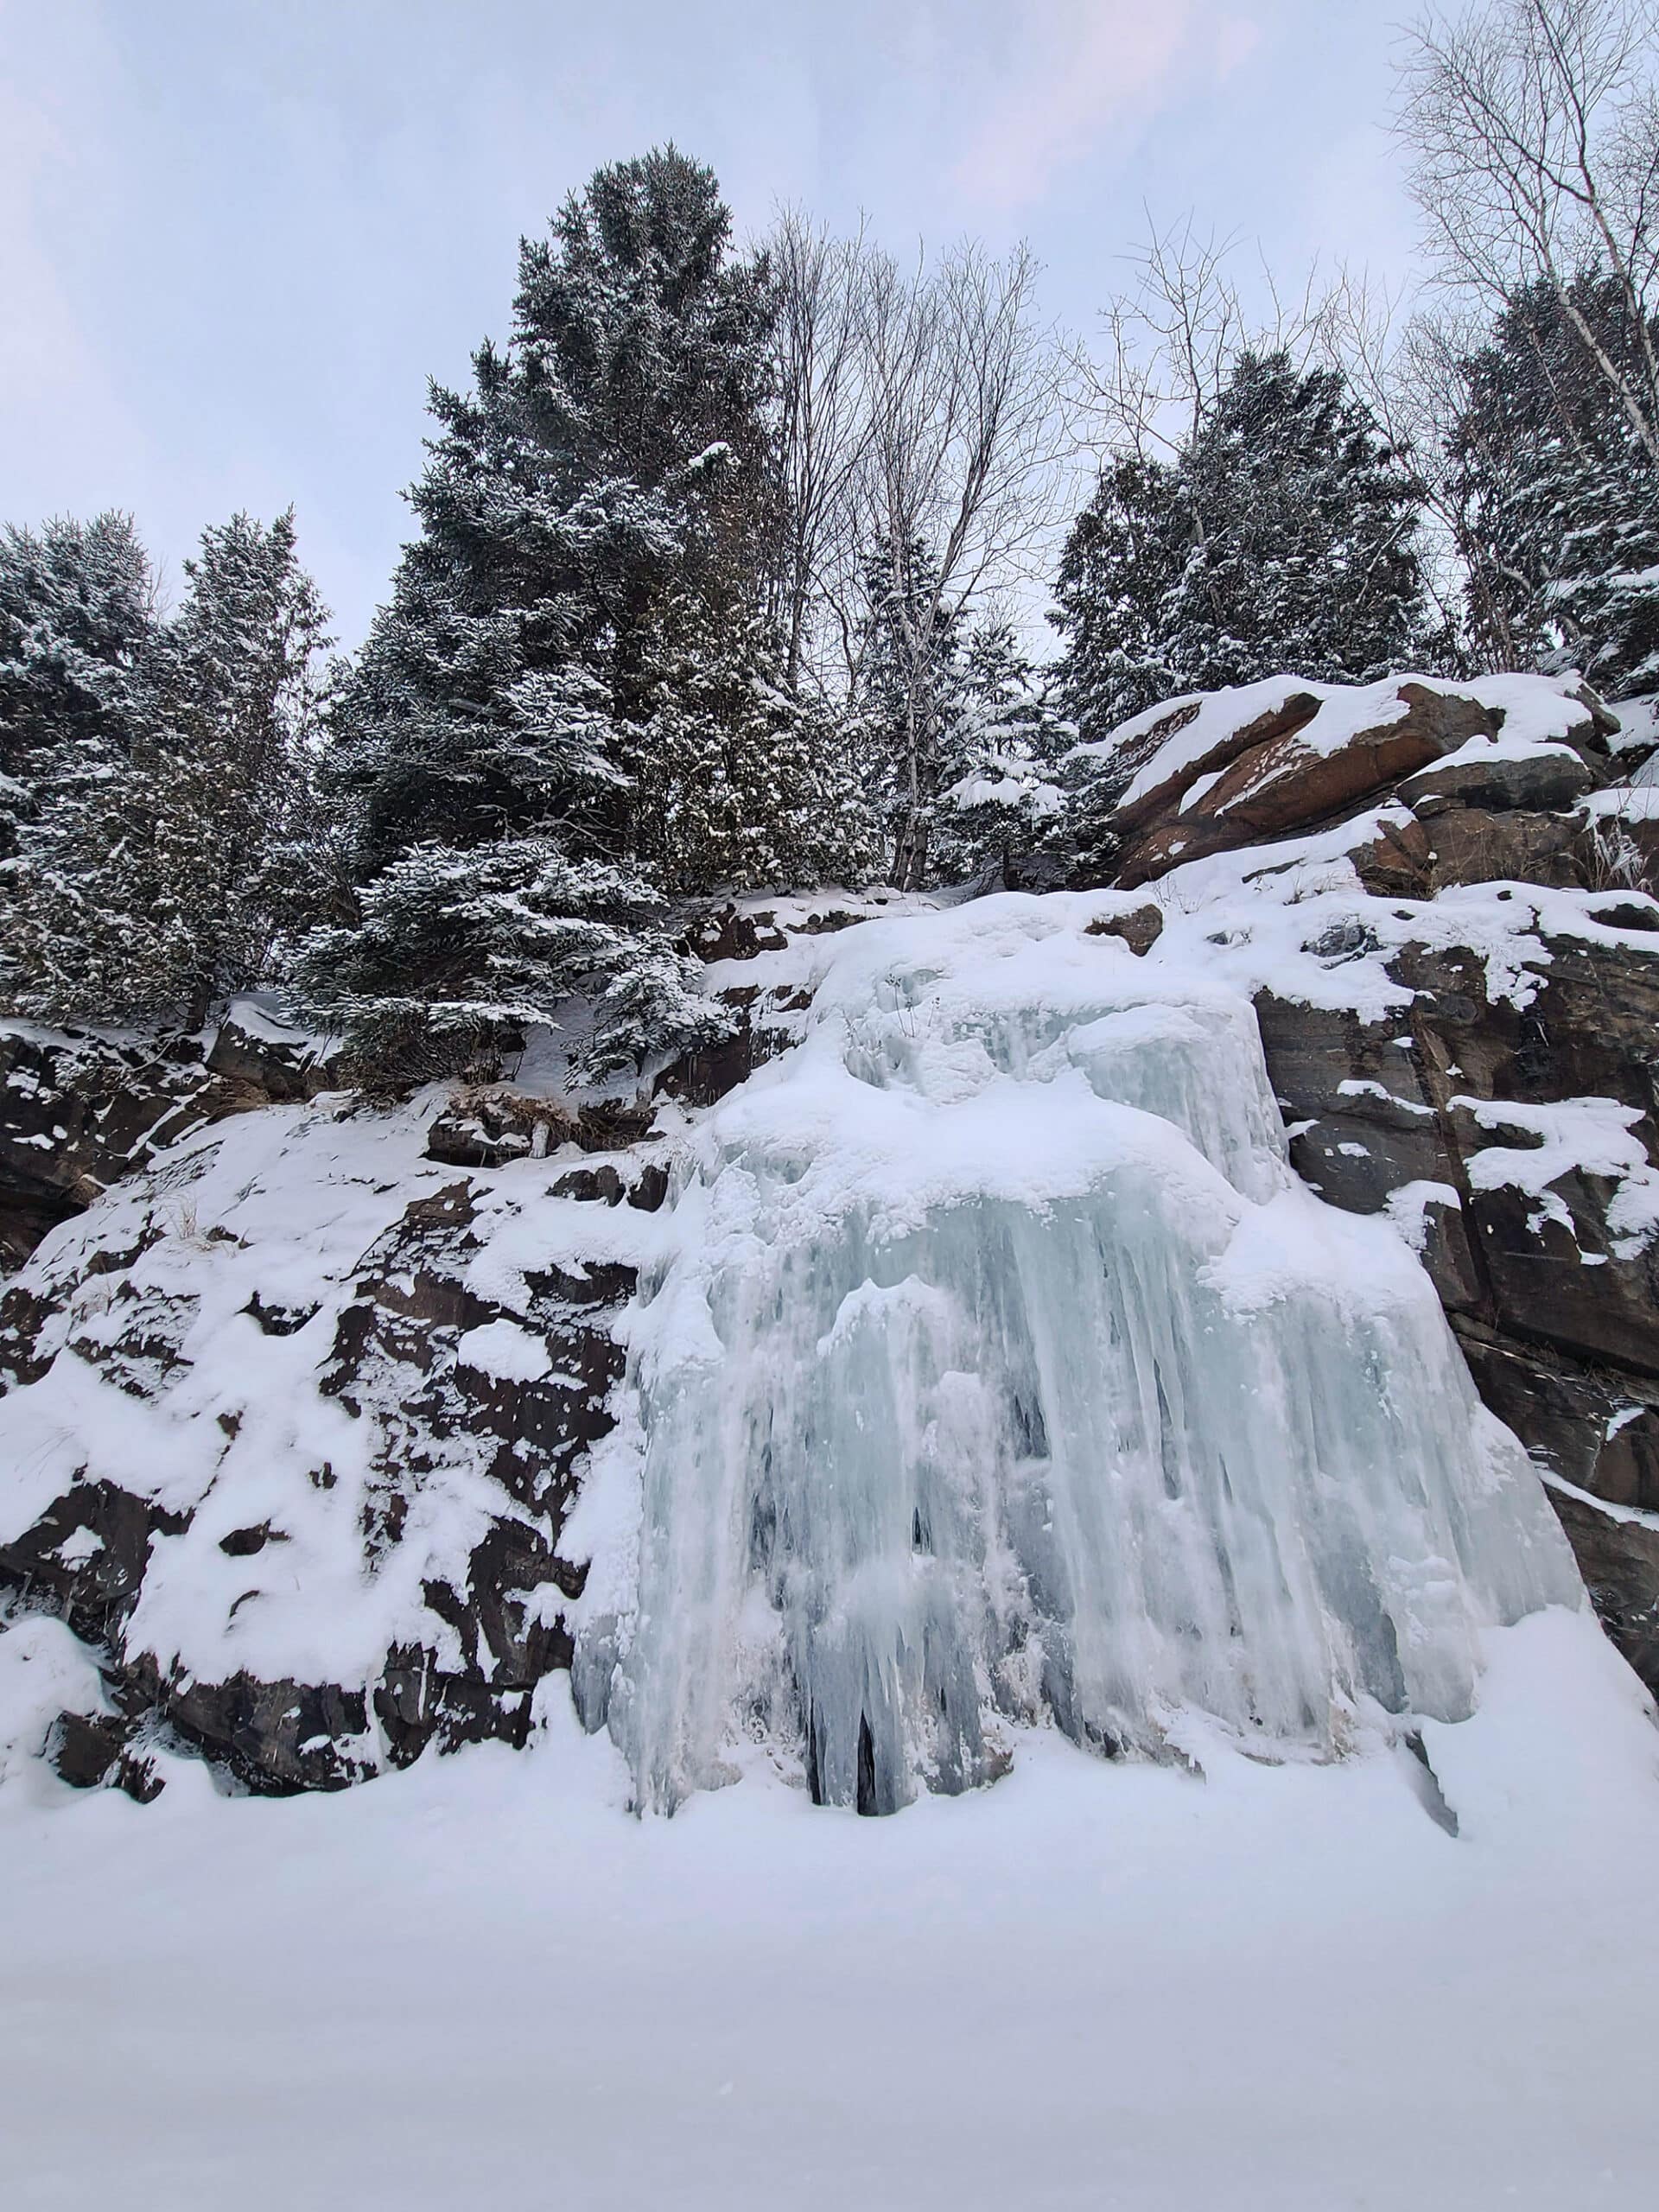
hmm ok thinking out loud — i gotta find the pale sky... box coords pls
[3,0,1433,646]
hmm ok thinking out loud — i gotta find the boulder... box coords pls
[1115,690,1322,837]
[1084,905,1165,957]
[1420,809,1582,892]
[1399,742,1595,817]
[1117,683,1498,887]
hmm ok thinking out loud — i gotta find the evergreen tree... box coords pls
[1449,272,1659,697]
[853,548,1066,887]
[853,535,965,884]
[311,146,868,1087]
[1053,353,1431,751]
[0,512,156,857]
[630,597,879,893]
[930,624,1071,883]
[1049,456,1187,738]
[1,512,329,1028]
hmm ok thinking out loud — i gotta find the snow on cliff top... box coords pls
[1074,670,1607,812]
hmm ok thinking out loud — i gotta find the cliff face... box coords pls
[1,678,1656,1802]
[0,900,893,1797]
[1067,672,1659,1691]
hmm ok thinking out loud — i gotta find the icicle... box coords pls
[572,902,1582,1814]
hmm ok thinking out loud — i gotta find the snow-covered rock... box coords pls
[3,734,1659,1803]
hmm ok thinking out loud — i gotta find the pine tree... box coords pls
[1449,272,1659,697]
[289,837,730,1090]
[1049,456,1187,739]
[1,512,329,1028]
[630,597,879,894]
[0,512,156,857]
[1053,353,1431,753]
[310,147,865,1087]
[853,536,967,885]
[930,624,1071,883]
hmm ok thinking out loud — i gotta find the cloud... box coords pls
[953,0,1262,213]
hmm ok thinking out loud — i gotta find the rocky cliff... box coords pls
[1068,671,1659,1688]
[1,677,1656,1801]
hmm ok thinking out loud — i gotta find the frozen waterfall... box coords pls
[570,897,1582,1814]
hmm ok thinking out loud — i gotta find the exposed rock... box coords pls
[1421,808,1582,892]
[1117,683,1497,887]
[1400,743,1595,817]
[0,1109,639,1795]
[1255,915,1659,1691]
[1541,1482,1659,1694]
[1,1003,337,1276]
[1084,905,1165,956]
[45,1708,163,1802]
[1114,691,1322,837]
[206,1012,341,1102]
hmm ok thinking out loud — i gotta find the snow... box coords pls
[572,894,1580,1815]
[3,823,1659,2200]
[1079,669,1604,816]
[1457,1095,1659,1256]
[0,1607,111,1784]
[455,1317,555,1382]
[0,1607,1656,2210]
[1582,782,1659,822]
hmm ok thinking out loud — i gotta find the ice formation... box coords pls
[572,897,1582,1813]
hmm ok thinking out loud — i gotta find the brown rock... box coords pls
[1115,691,1322,837]
[1084,905,1165,956]
[1399,744,1596,817]
[1116,685,1497,889]
[1421,810,1582,892]
[1204,683,1495,837]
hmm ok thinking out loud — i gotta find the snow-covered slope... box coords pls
[0,877,1631,1814]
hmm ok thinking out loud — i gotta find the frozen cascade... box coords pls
[570,898,1583,1813]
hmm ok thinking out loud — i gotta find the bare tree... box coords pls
[1398,0,1659,461]
[1318,273,1509,663]
[1086,213,1331,463]
[766,209,877,696]
[856,238,1077,887]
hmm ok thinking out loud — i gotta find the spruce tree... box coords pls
[1052,353,1431,757]
[1,512,329,1028]
[853,536,965,885]
[1450,273,1659,698]
[309,146,870,1089]
[0,512,156,858]
[1049,456,1187,739]
[929,624,1071,883]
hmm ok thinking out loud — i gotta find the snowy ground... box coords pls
[1,1609,1656,2212]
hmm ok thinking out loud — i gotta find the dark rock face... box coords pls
[1255,918,1659,1693]
[0,1009,339,1276]
[1092,672,1659,1691]
[1541,1483,1659,1692]
[0,1156,634,1796]
[0,899,860,1799]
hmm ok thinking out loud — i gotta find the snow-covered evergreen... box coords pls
[0,512,156,859]
[1053,353,1433,747]
[929,624,1070,882]
[309,147,870,1085]
[1,512,329,1028]
[1450,273,1659,699]
[853,543,1065,887]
